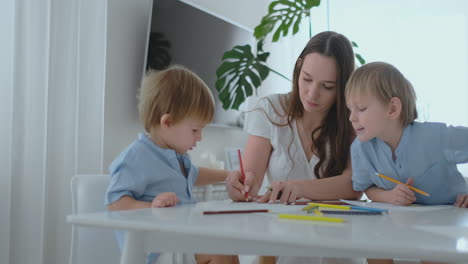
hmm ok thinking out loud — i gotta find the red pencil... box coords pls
[237,149,249,200]
[203,209,269,215]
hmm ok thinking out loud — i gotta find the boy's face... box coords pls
[165,118,206,154]
[347,93,393,142]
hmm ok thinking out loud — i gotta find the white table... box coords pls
[67,200,468,263]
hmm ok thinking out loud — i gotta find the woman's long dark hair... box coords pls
[286,31,355,178]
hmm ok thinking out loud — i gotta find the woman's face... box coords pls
[298,53,338,115]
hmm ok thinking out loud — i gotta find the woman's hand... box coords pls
[151,192,179,208]
[256,180,302,204]
[226,170,246,201]
[226,171,260,202]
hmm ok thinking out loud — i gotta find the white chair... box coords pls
[69,174,121,264]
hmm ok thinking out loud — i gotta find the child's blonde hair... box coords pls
[138,65,215,132]
[345,61,418,126]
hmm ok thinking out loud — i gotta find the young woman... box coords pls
[226,31,362,264]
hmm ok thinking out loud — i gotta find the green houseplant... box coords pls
[215,0,365,110]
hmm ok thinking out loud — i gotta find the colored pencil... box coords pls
[295,200,350,205]
[349,206,388,213]
[303,203,388,213]
[203,209,269,215]
[375,172,430,197]
[307,203,351,210]
[278,214,344,223]
[320,210,383,216]
[237,149,249,200]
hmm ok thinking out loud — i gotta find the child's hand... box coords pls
[386,178,416,206]
[454,194,468,208]
[151,192,179,208]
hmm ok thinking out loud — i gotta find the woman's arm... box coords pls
[294,172,361,201]
[195,167,231,185]
[243,135,272,195]
[226,134,272,201]
[302,160,360,200]
[258,157,361,203]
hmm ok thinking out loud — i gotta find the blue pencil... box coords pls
[350,205,388,213]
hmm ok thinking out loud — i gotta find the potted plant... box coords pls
[146,32,172,71]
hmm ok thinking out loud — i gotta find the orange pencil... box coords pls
[237,149,249,200]
[375,172,430,197]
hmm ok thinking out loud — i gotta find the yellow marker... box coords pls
[278,214,344,223]
[308,203,351,210]
[375,172,430,197]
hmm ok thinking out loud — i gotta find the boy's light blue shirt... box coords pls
[351,122,468,205]
[105,133,199,263]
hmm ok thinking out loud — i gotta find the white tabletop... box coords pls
[67,200,468,263]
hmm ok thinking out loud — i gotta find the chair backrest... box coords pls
[69,174,120,264]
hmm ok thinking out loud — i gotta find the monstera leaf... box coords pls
[215,40,270,110]
[352,41,366,66]
[254,0,320,42]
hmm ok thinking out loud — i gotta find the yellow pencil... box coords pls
[375,172,430,197]
[307,203,351,210]
[278,214,344,223]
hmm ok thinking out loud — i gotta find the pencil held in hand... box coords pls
[237,149,249,200]
[374,172,430,197]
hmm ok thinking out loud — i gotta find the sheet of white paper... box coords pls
[340,199,453,212]
[195,200,305,214]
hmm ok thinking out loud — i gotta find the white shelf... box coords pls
[177,0,271,33]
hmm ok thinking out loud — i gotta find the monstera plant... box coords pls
[215,0,365,110]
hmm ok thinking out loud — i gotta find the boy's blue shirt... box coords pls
[351,121,468,205]
[105,133,198,205]
[105,132,199,263]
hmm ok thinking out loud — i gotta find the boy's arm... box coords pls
[108,193,179,210]
[107,195,151,211]
[195,167,230,185]
[365,186,390,203]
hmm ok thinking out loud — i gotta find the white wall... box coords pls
[103,0,152,170]
[151,0,255,126]
[75,0,107,174]
[179,0,270,32]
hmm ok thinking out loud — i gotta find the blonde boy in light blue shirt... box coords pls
[346,61,468,207]
[346,61,468,264]
[105,65,239,264]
